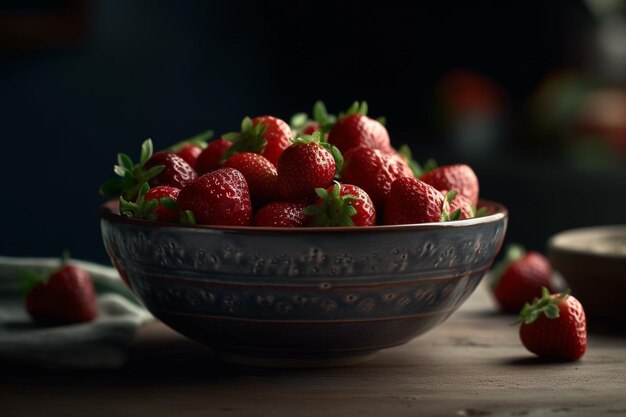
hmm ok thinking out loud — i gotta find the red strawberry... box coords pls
[144,152,197,189]
[253,201,307,227]
[23,262,98,325]
[277,134,340,201]
[223,152,278,204]
[119,183,179,222]
[253,116,293,165]
[420,164,479,204]
[177,168,252,226]
[383,177,449,225]
[519,288,587,361]
[304,183,376,227]
[492,247,558,313]
[222,116,293,167]
[144,186,181,222]
[195,138,233,175]
[176,144,203,168]
[328,101,392,154]
[341,146,413,211]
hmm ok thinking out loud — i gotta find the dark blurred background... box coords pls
[1,0,625,263]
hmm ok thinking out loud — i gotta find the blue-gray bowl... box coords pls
[100,200,508,367]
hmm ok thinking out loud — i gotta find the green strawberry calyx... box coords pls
[99,139,165,200]
[338,100,369,119]
[440,190,462,222]
[303,183,360,227]
[220,117,268,162]
[518,287,570,325]
[312,100,338,133]
[397,145,438,178]
[489,244,527,290]
[119,183,159,221]
[291,132,344,176]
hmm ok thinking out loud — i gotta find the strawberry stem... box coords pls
[518,287,570,324]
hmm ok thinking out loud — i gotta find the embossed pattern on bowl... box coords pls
[100,200,508,366]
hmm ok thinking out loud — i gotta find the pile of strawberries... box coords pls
[100,101,485,227]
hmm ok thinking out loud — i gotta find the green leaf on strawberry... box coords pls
[119,182,159,221]
[220,117,269,162]
[290,113,309,130]
[518,287,570,324]
[304,184,359,227]
[440,190,462,222]
[99,139,165,200]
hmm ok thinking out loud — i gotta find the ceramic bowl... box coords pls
[100,200,508,367]
[548,225,626,323]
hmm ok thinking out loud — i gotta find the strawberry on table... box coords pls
[277,133,342,202]
[177,168,252,226]
[304,183,376,227]
[195,137,233,175]
[222,116,293,166]
[491,246,559,313]
[253,202,307,227]
[22,255,98,325]
[223,152,278,204]
[341,146,413,211]
[328,101,392,154]
[420,163,479,205]
[383,177,451,225]
[518,288,587,361]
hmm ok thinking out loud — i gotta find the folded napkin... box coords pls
[0,256,152,370]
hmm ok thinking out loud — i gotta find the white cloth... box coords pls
[0,256,152,369]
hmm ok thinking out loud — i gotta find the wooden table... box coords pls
[2,285,625,417]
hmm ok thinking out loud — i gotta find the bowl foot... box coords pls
[216,350,378,368]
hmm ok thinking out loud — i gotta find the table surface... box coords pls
[2,285,625,417]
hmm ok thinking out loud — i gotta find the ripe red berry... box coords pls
[195,138,233,175]
[519,288,587,361]
[341,146,413,211]
[223,152,278,204]
[177,168,252,226]
[176,144,203,168]
[144,186,181,222]
[329,113,392,154]
[253,116,293,166]
[253,202,307,227]
[24,264,98,325]
[144,152,197,189]
[383,177,448,225]
[277,137,338,202]
[420,164,479,205]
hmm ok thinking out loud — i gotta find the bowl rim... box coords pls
[547,225,626,261]
[100,199,508,234]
